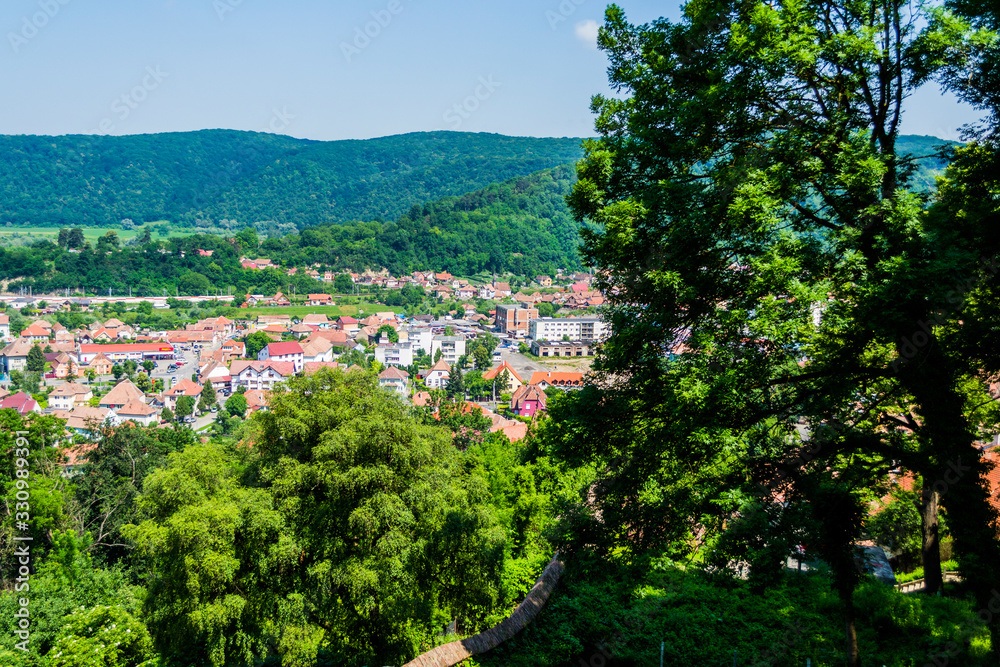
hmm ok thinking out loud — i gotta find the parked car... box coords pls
[183,416,195,423]
[211,405,218,412]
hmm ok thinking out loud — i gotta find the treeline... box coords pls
[0,130,584,234]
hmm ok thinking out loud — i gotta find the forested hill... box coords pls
[0,130,585,235]
[266,163,585,275]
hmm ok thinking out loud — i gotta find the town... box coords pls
[0,270,610,464]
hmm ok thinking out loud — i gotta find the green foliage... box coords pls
[0,130,582,234]
[198,382,217,412]
[26,344,45,373]
[174,396,194,419]
[476,554,994,667]
[375,324,398,343]
[242,331,271,360]
[334,274,353,293]
[225,393,248,419]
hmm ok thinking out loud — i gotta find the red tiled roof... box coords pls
[265,341,303,356]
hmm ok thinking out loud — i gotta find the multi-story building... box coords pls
[258,341,304,373]
[230,360,296,393]
[430,335,466,366]
[374,340,414,367]
[495,304,538,338]
[527,317,609,343]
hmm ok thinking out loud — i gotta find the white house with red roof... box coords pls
[230,360,296,392]
[422,359,451,389]
[258,341,304,372]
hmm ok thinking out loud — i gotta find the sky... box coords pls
[0,0,983,142]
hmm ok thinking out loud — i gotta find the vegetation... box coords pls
[0,130,583,235]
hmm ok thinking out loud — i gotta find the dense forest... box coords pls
[0,165,585,295]
[0,131,584,236]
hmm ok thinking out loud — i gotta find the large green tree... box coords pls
[26,343,46,373]
[564,2,1000,663]
[128,368,506,666]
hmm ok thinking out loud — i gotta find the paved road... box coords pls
[496,347,549,380]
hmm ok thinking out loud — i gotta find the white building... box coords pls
[430,335,466,366]
[527,317,609,342]
[258,341,304,373]
[374,340,414,367]
[230,360,296,393]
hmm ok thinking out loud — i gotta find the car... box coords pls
[211,405,218,412]
[183,416,196,423]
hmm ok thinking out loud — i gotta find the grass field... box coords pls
[0,225,188,246]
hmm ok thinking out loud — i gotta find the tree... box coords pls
[473,346,491,370]
[66,228,85,249]
[334,273,354,293]
[375,324,399,343]
[127,369,506,666]
[85,369,97,385]
[243,331,272,359]
[161,406,174,422]
[235,226,259,252]
[26,344,46,373]
[198,382,217,413]
[232,292,247,308]
[561,3,1000,663]
[225,393,248,419]
[175,396,194,421]
[142,360,155,373]
[433,348,444,363]
[122,359,138,379]
[445,367,466,399]
[111,364,124,381]
[135,371,152,393]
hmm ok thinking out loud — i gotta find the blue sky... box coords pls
[1,0,982,141]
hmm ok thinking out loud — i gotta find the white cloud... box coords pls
[574,19,599,50]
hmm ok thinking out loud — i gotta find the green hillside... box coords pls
[262,163,585,275]
[0,130,585,235]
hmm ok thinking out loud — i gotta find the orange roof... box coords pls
[482,360,523,383]
[528,371,585,386]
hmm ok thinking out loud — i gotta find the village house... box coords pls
[161,379,203,412]
[527,371,586,390]
[49,382,93,412]
[114,399,159,427]
[64,406,112,437]
[0,314,10,339]
[230,360,296,393]
[378,366,410,398]
[422,359,451,389]
[258,341,304,372]
[99,379,146,411]
[0,392,39,416]
[510,384,547,418]
[19,323,50,344]
[0,340,33,374]
[484,359,524,389]
[301,338,334,365]
[308,293,334,306]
